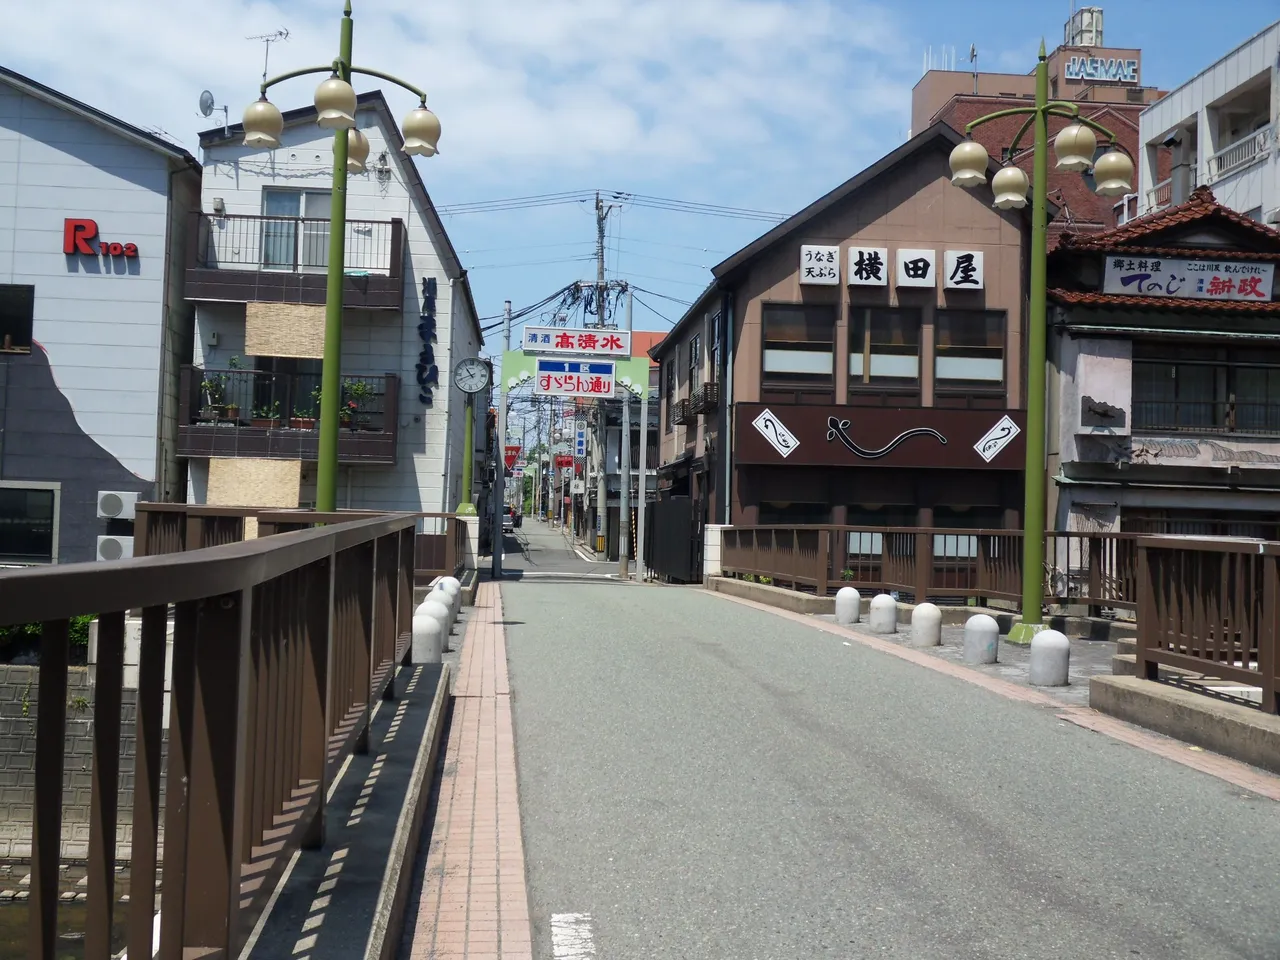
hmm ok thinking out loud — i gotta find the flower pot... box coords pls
[222,405,240,422]
[290,417,317,430]
[199,405,218,421]
[251,418,281,429]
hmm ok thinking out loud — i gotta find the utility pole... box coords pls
[618,284,633,579]
[595,191,607,328]
[637,380,649,579]
[491,300,511,578]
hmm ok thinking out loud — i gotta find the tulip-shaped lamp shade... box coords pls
[402,105,441,157]
[1053,122,1097,172]
[243,98,284,149]
[1092,148,1134,197]
[949,139,989,188]
[315,75,357,130]
[992,165,1030,210]
[345,127,370,174]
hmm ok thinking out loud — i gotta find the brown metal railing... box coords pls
[720,525,1139,610]
[0,512,419,959]
[135,504,466,583]
[1136,536,1279,713]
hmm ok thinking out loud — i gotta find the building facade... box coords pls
[1136,19,1278,223]
[1048,185,1280,535]
[185,91,485,519]
[0,67,201,565]
[650,124,1037,575]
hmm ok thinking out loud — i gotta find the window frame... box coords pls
[848,306,923,395]
[0,284,36,355]
[663,356,677,433]
[933,309,1007,395]
[760,302,837,390]
[0,480,61,566]
[689,333,702,393]
[1132,343,1280,436]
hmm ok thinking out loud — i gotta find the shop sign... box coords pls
[848,247,888,286]
[535,359,616,397]
[1065,56,1138,84]
[896,249,936,287]
[523,326,630,357]
[63,218,139,258]
[943,251,984,289]
[800,245,840,285]
[1102,257,1273,300]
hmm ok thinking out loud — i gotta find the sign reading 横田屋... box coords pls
[1102,257,1274,301]
[523,326,630,357]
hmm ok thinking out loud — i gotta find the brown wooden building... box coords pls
[648,123,1044,572]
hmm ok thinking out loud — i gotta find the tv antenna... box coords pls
[248,29,290,85]
[198,90,229,137]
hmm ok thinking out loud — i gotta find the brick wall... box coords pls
[0,665,167,861]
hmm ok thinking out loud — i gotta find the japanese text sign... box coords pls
[1102,257,1274,301]
[848,247,888,286]
[943,250,984,290]
[554,454,575,469]
[535,359,616,398]
[504,444,522,469]
[523,326,630,357]
[800,244,840,285]
[896,249,936,287]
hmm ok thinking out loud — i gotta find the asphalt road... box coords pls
[501,580,1280,960]
[500,518,617,579]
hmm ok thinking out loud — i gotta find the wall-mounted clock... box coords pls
[453,357,491,394]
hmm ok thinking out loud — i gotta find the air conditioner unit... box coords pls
[97,535,134,561]
[97,490,139,520]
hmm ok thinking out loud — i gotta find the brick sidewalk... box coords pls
[407,581,532,960]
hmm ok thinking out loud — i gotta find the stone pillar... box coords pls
[460,515,481,567]
[703,524,727,579]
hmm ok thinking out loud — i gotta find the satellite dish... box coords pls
[198,90,216,118]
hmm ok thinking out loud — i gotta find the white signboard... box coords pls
[534,359,616,397]
[896,249,936,287]
[574,427,587,458]
[943,250,984,289]
[1065,55,1138,84]
[848,247,889,286]
[974,415,1021,463]
[1102,257,1274,301]
[522,326,631,356]
[751,408,799,458]
[800,244,840,285]
[570,479,585,494]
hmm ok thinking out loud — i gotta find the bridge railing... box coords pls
[0,512,420,960]
[134,503,466,583]
[719,525,1139,611]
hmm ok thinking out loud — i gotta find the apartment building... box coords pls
[1137,19,1279,221]
[185,91,485,519]
[0,67,201,564]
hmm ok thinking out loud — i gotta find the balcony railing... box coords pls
[178,365,400,463]
[672,397,695,425]
[1208,124,1274,182]
[185,213,405,309]
[1133,399,1280,437]
[692,382,720,415]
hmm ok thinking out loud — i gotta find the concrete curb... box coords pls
[362,662,452,960]
[1090,675,1280,776]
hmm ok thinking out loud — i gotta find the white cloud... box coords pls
[1,0,916,192]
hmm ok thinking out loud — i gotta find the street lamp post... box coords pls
[240,1,440,512]
[947,40,1133,642]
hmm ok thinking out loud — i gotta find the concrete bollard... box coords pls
[1029,629,1071,686]
[420,597,452,631]
[835,586,862,626]
[432,583,459,619]
[411,614,444,664]
[868,593,897,634]
[963,613,999,665]
[437,576,462,601]
[910,602,942,648]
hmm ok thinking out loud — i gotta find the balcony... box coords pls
[178,365,399,464]
[1133,399,1280,438]
[672,397,696,425]
[1208,124,1274,182]
[185,213,406,310]
[691,382,720,415]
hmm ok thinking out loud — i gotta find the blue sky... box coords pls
[3,0,1278,352]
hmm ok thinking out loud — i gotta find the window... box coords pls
[1133,343,1280,435]
[762,304,835,385]
[664,358,677,432]
[849,308,920,387]
[689,333,702,393]
[0,483,58,564]
[935,310,1005,388]
[0,285,35,353]
[709,311,721,384]
[262,189,332,271]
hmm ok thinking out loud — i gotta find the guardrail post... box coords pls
[1262,550,1278,714]
[914,525,932,606]
[398,528,414,663]
[301,557,333,848]
[29,619,68,960]
[85,611,125,959]
[817,529,830,597]
[1135,542,1158,681]
[374,533,398,699]
[129,605,168,960]
[1088,535,1104,617]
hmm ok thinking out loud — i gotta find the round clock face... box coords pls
[453,357,491,394]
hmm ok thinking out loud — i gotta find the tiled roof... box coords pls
[1089,246,1280,262]
[1057,185,1280,251]
[1049,288,1280,313]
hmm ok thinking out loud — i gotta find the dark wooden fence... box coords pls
[135,503,466,583]
[719,525,1138,611]
[0,513,419,959]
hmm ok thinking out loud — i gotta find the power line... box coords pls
[630,284,699,306]
[469,255,596,270]
[632,294,678,326]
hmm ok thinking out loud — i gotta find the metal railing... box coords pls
[183,365,394,431]
[191,212,398,275]
[1132,399,1280,437]
[720,525,1138,611]
[1147,178,1172,210]
[134,503,467,583]
[0,513,419,959]
[1207,124,1274,182]
[1136,535,1278,713]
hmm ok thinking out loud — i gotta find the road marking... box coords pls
[551,912,597,959]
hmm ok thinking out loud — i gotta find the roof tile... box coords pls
[1049,288,1280,313]
[1058,185,1280,251]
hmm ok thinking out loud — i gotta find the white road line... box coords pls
[550,912,597,960]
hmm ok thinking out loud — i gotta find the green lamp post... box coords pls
[239,1,441,512]
[947,41,1134,643]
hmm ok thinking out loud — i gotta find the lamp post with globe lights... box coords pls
[239,1,441,512]
[948,40,1133,642]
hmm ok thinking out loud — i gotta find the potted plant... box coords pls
[251,401,281,428]
[340,399,358,429]
[291,385,321,429]
[200,372,226,419]
[342,378,377,430]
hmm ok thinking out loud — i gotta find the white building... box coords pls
[1138,20,1279,221]
[0,66,201,564]
[186,91,486,520]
